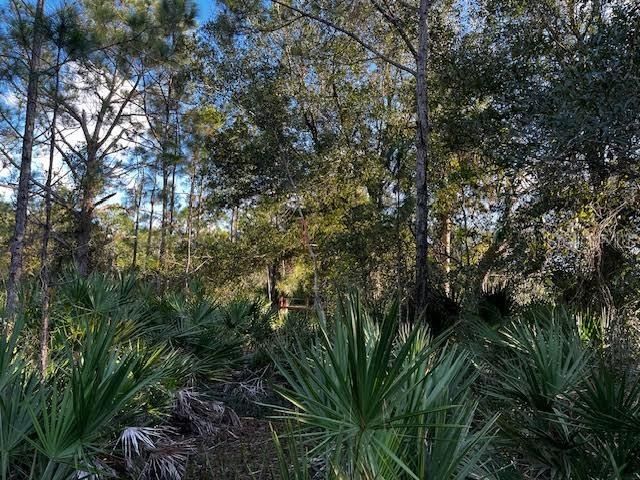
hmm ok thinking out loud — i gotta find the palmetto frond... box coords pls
[272,293,494,479]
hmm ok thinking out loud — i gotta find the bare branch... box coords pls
[269,0,416,76]
[98,74,142,149]
[0,145,73,210]
[94,192,117,208]
[57,96,92,141]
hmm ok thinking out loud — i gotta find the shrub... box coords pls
[272,293,495,479]
[472,305,640,479]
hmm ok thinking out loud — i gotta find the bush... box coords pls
[272,293,495,479]
[471,305,640,479]
[0,273,246,479]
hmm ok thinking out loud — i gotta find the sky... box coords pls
[195,0,219,23]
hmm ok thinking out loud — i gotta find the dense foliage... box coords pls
[0,0,638,478]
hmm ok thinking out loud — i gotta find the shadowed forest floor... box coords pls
[3,0,640,476]
[188,417,280,479]
[184,368,284,479]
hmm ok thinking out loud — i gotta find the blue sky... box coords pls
[195,0,219,23]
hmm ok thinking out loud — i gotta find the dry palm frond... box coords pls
[223,369,269,404]
[174,388,240,435]
[142,440,195,480]
[117,426,169,467]
[74,460,116,480]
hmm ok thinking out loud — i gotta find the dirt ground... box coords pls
[186,417,281,479]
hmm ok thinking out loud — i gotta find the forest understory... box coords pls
[1,0,639,478]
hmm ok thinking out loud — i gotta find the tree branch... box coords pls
[94,192,117,208]
[98,74,142,149]
[370,0,418,59]
[0,145,73,210]
[269,0,416,76]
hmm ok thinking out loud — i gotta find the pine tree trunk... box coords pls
[75,146,98,276]
[414,0,431,319]
[145,170,157,266]
[39,38,61,374]
[169,163,177,234]
[159,154,169,267]
[131,171,144,270]
[185,153,198,278]
[75,207,92,277]
[194,175,204,244]
[159,80,172,271]
[6,0,46,320]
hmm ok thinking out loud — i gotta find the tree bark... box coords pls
[131,169,144,270]
[145,167,157,266]
[6,0,46,320]
[75,145,98,276]
[75,207,92,276]
[414,0,431,319]
[39,37,61,374]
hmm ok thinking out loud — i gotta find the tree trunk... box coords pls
[414,0,431,319]
[194,174,204,243]
[131,170,144,270]
[169,163,177,234]
[170,112,180,235]
[159,151,169,268]
[39,38,61,374]
[145,170,157,266]
[230,207,236,242]
[185,153,198,279]
[194,175,204,243]
[159,79,172,270]
[441,214,452,297]
[395,163,404,321]
[75,146,98,276]
[267,262,280,310]
[75,206,92,276]
[6,0,46,320]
